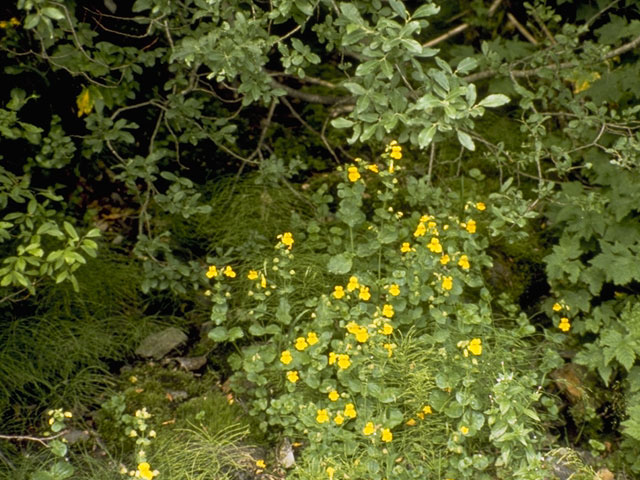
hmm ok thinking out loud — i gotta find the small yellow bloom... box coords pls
[223,265,236,278]
[307,332,319,345]
[414,222,426,237]
[260,274,267,288]
[559,318,571,332]
[366,164,379,173]
[359,286,371,301]
[354,327,369,343]
[348,166,361,182]
[458,255,470,270]
[137,462,156,480]
[347,276,359,292]
[363,421,375,436]
[286,370,299,383]
[552,302,562,312]
[468,338,482,355]
[346,321,360,334]
[327,466,336,480]
[382,304,394,318]
[422,405,433,415]
[328,390,340,401]
[381,323,393,335]
[406,418,417,426]
[442,276,453,291]
[381,428,392,442]
[440,254,450,265]
[10,17,20,26]
[334,413,345,425]
[76,88,94,117]
[476,202,486,211]
[337,354,351,370]
[256,459,266,469]
[281,232,294,249]
[389,141,402,160]
[344,403,357,418]
[316,409,330,424]
[294,337,308,351]
[328,352,337,365]
[383,342,394,357]
[416,411,425,420]
[427,237,442,253]
[333,285,345,299]
[401,242,411,253]
[247,270,258,280]
[206,265,218,278]
[388,284,400,296]
[460,425,469,435]
[280,350,293,365]
[466,219,476,234]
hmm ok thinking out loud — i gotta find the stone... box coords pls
[135,327,188,359]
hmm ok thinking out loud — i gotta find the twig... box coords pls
[427,142,435,185]
[0,430,68,448]
[531,9,556,45]
[247,100,277,162]
[507,13,538,45]
[271,79,350,105]
[585,0,621,29]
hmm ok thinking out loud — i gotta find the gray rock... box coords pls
[135,327,188,359]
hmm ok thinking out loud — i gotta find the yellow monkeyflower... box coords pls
[328,390,340,402]
[307,332,319,345]
[344,403,357,418]
[422,405,433,415]
[389,140,402,160]
[0,21,8,29]
[427,237,442,253]
[382,304,394,318]
[460,425,469,435]
[388,284,400,296]
[363,421,375,436]
[359,285,371,301]
[280,350,293,365]
[468,338,482,355]
[401,242,411,253]
[260,274,267,288]
[328,352,337,365]
[440,254,450,265]
[223,265,236,277]
[327,466,336,480]
[279,232,294,249]
[337,354,351,370]
[465,219,477,234]
[316,409,330,424]
[366,164,379,173]
[476,202,486,211]
[76,88,94,117]
[381,428,393,442]
[381,323,393,335]
[442,276,453,291]
[255,459,266,469]
[333,413,345,425]
[294,337,308,351]
[559,317,571,332]
[348,166,361,182]
[286,370,299,383]
[458,255,470,270]
[347,276,359,291]
[406,418,417,426]
[247,270,259,280]
[414,222,427,237]
[552,302,562,312]
[346,321,360,334]
[354,326,369,343]
[383,342,394,357]
[333,285,345,299]
[206,265,218,278]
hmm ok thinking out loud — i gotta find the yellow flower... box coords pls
[466,219,476,234]
[348,166,361,182]
[355,327,369,343]
[316,409,330,424]
[346,321,360,334]
[294,337,308,351]
[440,254,450,265]
[406,418,416,426]
[279,232,294,249]
[223,265,236,278]
[427,237,442,253]
[327,466,336,480]
[0,21,7,29]
[280,350,293,365]
[476,202,486,211]
[347,276,359,291]
[260,274,267,288]
[422,405,433,415]
[382,304,394,318]
[328,352,337,365]
[389,141,402,160]
[206,265,218,278]
[10,17,20,26]
[414,222,427,237]
[334,413,345,425]
[442,276,453,291]
[468,338,482,356]
[552,302,562,312]
[344,403,357,418]
[328,390,340,401]
[247,270,259,280]
[381,323,393,335]
[388,284,400,296]
[359,286,371,301]
[137,463,157,480]
[416,411,425,420]
[337,354,351,370]
[76,88,94,117]
[366,164,379,173]
[383,342,394,357]
[333,285,345,299]
[460,425,469,435]
[307,332,319,345]
[401,242,411,253]
[256,460,266,469]
[363,421,375,436]
[381,428,392,442]
[458,255,470,270]
[559,318,571,332]
[286,370,299,383]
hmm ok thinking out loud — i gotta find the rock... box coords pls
[135,327,188,359]
[174,355,208,371]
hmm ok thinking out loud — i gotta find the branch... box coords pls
[0,430,68,447]
[271,79,350,105]
[507,12,538,45]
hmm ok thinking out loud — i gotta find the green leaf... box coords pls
[457,130,475,151]
[456,57,478,75]
[412,4,439,19]
[417,124,437,148]
[24,14,41,29]
[388,0,407,20]
[49,440,67,457]
[63,221,79,240]
[227,327,244,341]
[208,326,229,342]
[331,117,354,129]
[478,94,510,108]
[42,7,65,20]
[327,254,352,274]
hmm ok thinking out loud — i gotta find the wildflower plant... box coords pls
[208,143,556,479]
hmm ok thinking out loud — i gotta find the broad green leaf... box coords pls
[478,94,510,108]
[456,57,478,75]
[208,326,229,342]
[457,130,475,151]
[327,254,352,274]
[331,117,354,128]
[412,4,439,19]
[42,7,65,20]
[418,124,437,148]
